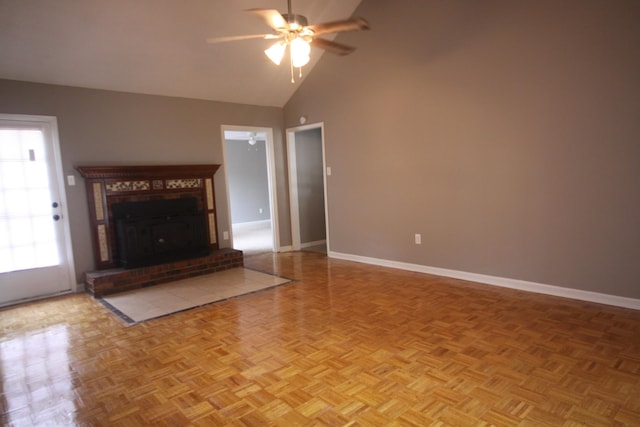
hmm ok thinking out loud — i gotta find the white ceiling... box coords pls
[0,0,362,107]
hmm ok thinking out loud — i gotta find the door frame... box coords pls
[221,125,281,251]
[286,122,330,252]
[0,113,77,304]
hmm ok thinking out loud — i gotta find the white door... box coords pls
[0,114,74,306]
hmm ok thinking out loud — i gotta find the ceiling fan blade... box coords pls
[307,17,370,36]
[310,38,356,56]
[206,34,280,43]
[246,8,288,30]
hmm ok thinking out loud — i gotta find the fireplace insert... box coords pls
[112,198,209,268]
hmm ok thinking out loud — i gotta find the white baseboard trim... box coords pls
[278,245,293,252]
[301,239,326,249]
[328,251,640,311]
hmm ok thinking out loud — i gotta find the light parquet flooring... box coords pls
[1,251,640,426]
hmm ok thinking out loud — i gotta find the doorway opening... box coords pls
[222,126,279,255]
[286,123,329,254]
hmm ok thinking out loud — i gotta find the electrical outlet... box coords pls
[223,231,229,240]
[415,233,421,245]
[259,208,263,214]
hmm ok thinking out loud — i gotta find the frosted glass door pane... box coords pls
[0,129,59,273]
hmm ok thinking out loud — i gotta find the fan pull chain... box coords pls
[290,53,295,83]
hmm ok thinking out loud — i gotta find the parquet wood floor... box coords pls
[1,251,639,426]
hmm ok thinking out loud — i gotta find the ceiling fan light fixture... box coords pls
[208,1,369,83]
[265,41,286,65]
[290,37,311,68]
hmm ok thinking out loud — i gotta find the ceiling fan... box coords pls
[206,0,370,82]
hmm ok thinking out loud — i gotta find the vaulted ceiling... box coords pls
[0,0,362,107]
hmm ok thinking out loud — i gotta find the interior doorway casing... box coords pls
[286,122,329,252]
[221,125,280,252]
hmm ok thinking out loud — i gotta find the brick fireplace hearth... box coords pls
[85,248,243,297]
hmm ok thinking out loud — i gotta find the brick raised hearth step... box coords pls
[85,249,243,297]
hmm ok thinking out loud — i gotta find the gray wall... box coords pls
[0,79,290,283]
[225,139,271,224]
[284,0,640,298]
[295,128,326,244]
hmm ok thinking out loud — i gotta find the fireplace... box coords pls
[76,164,222,270]
[77,165,243,297]
[112,198,209,268]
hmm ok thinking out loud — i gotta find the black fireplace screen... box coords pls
[112,198,209,268]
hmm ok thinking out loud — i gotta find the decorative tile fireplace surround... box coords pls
[77,165,243,296]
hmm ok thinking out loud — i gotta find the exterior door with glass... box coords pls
[0,115,74,306]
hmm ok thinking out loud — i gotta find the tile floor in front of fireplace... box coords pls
[101,267,291,324]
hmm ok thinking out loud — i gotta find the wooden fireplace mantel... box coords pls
[77,164,221,270]
[76,164,220,180]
